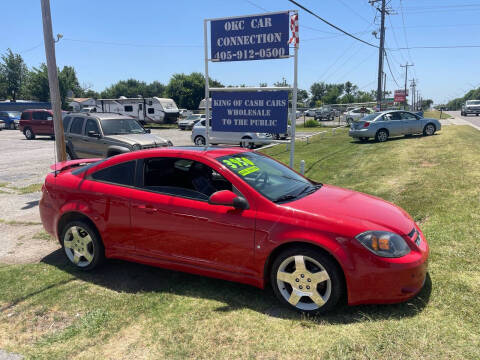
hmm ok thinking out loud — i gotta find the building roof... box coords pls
[70,98,93,103]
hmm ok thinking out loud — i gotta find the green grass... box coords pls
[11,183,43,194]
[33,230,54,242]
[424,110,451,119]
[1,126,480,359]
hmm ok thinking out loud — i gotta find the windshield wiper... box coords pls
[273,194,298,203]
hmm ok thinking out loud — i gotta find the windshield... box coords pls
[6,111,21,117]
[186,115,201,120]
[467,100,480,105]
[217,152,320,203]
[100,118,145,135]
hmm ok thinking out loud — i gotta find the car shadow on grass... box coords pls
[41,249,432,324]
[351,133,440,144]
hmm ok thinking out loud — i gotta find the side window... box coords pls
[91,161,136,186]
[148,108,155,114]
[400,112,416,120]
[63,116,72,132]
[21,112,31,120]
[389,112,402,121]
[70,117,85,134]
[85,119,100,135]
[124,105,133,112]
[142,158,232,200]
[33,111,47,120]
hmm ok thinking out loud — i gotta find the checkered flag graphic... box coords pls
[288,13,299,48]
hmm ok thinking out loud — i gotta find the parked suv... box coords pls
[19,109,55,139]
[63,112,172,159]
[314,107,335,121]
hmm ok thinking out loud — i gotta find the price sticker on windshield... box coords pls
[222,157,260,176]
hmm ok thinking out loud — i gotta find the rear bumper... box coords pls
[349,128,375,138]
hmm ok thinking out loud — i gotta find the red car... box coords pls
[40,147,428,313]
[19,109,55,140]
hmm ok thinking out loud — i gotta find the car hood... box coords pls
[105,133,168,145]
[285,184,413,235]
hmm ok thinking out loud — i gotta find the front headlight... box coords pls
[355,231,410,258]
[132,143,141,150]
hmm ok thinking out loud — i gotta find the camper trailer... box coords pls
[93,97,179,124]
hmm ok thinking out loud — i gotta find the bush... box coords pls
[304,119,318,128]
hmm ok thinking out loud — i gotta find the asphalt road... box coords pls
[449,110,480,129]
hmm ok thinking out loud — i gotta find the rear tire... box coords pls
[375,129,389,142]
[66,147,75,160]
[194,135,206,146]
[270,246,344,314]
[24,127,35,140]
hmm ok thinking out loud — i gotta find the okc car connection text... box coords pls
[211,13,289,62]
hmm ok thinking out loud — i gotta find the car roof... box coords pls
[65,112,135,120]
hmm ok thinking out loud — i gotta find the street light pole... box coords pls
[40,0,66,162]
[400,63,413,110]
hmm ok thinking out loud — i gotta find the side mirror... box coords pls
[145,129,151,133]
[87,130,101,138]
[47,116,53,121]
[208,190,248,210]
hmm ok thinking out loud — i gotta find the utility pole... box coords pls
[40,0,66,162]
[383,72,387,103]
[370,0,388,110]
[400,63,414,110]
[410,79,416,110]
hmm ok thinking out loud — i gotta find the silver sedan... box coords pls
[349,110,442,142]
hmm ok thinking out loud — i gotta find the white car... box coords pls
[304,109,317,117]
[345,107,375,125]
[191,119,273,148]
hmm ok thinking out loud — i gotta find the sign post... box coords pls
[204,10,298,168]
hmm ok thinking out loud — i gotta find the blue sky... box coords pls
[2,0,480,104]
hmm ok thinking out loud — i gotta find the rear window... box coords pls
[91,161,136,186]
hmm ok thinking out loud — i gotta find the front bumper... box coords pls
[0,123,5,129]
[464,108,480,114]
[347,230,429,305]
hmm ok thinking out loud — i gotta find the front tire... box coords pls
[423,123,436,136]
[375,129,389,142]
[270,246,344,314]
[24,127,35,140]
[60,220,104,271]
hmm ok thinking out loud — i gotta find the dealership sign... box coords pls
[210,13,289,62]
[394,90,408,102]
[211,91,288,133]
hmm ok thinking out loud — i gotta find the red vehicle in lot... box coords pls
[19,109,55,140]
[40,147,428,313]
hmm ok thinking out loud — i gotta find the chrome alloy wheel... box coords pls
[63,225,95,267]
[276,255,332,311]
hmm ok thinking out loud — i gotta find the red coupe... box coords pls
[40,147,428,313]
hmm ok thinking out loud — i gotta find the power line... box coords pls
[384,51,401,87]
[336,0,372,24]
[62,38,202,48]
[287,0,379,48]
[399,0,417,79]
[389,45,480,50]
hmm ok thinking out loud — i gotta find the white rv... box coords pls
[94,97,179,124]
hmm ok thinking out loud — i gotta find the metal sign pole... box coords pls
[289,11,298,169]
[204,19,210,147]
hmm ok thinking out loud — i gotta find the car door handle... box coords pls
[133,204,158,213]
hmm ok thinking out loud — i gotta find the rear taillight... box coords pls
[363,122,370,128]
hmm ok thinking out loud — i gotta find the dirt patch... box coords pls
[420,161,437,167]
[0,223,60,264]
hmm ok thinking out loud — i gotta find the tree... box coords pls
[421,99,433,110]
[145,81,166,97]
[25,63,84,108]
[310,82,327,106]
[0,49,28,101]
[165,72,223,110]
[100,79,148,99]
